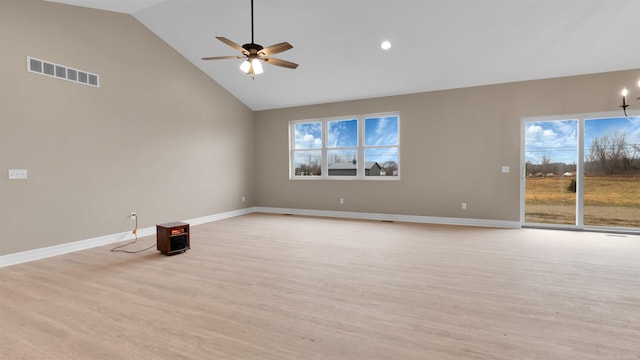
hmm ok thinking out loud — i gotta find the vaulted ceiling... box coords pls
[48,0,640,110]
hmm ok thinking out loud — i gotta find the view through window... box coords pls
[291,113,399,179]
[524,114,640,230]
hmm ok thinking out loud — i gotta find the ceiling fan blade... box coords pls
[216,37,248,54]
[201,55,245,61]
[258,42,293,56]
[262,57,298,69]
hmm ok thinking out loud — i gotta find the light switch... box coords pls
[501,166,510,173]
[8,169,28,179]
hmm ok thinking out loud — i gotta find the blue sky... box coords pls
[525,116,640,164]
[365,116,399,147]
[295,117,399,162]
[585,117,640,147]
[525,119,578,164]
[328,119,358,147]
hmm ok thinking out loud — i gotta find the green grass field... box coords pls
[525,175,640,228]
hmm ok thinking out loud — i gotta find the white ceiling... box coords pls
[48,0,640,111]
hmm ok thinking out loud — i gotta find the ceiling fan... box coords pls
[201,0,298,79]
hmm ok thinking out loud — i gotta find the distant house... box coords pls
[328,162,382,176]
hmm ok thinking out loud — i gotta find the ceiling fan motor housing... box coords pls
[243,43,264,55]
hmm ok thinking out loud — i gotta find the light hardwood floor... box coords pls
[1,213,639,359]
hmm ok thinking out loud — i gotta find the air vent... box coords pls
[27,56,99,88]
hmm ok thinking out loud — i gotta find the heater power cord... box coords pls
[110,214,155,253]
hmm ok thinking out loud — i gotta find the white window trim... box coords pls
[290,112,400,180]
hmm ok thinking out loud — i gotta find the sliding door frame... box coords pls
[520,110,640,234]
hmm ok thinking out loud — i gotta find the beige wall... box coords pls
[0,0,255,255]
[254,70,640,220]
[2,1,638,257]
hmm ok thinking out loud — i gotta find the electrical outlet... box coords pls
[130,212,136,219]
[242,196,246,202]
[340,198,344,204]
[461,203,467,210]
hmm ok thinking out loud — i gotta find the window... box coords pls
[292,122,322,176]
[327,119,358,176]
[364,116,399,177]
[290,113,400,179]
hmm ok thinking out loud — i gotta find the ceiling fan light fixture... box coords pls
[252,58,263,74]
[239,58,264,78]
[239,59,251,73]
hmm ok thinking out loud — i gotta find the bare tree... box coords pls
[587,131,632,175]
[381,161,398,176]
[541,154,551,174]
[298,153,321,175]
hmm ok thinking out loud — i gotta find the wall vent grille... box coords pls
[27,56,99,88]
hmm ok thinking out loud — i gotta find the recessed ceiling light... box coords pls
[380,41,391,50]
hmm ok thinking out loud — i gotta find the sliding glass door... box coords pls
[523,113,640,231]
[583,117,640,228]
[523,119,578,225]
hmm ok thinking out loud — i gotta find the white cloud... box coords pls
[296,133,321,148]
[294,122,322,149]
[527,124,542,134]
[525,120,577,164]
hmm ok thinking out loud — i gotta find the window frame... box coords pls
[289,112,400,180]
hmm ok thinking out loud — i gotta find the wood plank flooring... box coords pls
[1,213,639,359]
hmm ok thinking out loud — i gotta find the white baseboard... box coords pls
[0,208,254,268]
[0,229,151,268]
[185,208,254,226]
[254,207,521,229]
[1,207,517,268]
